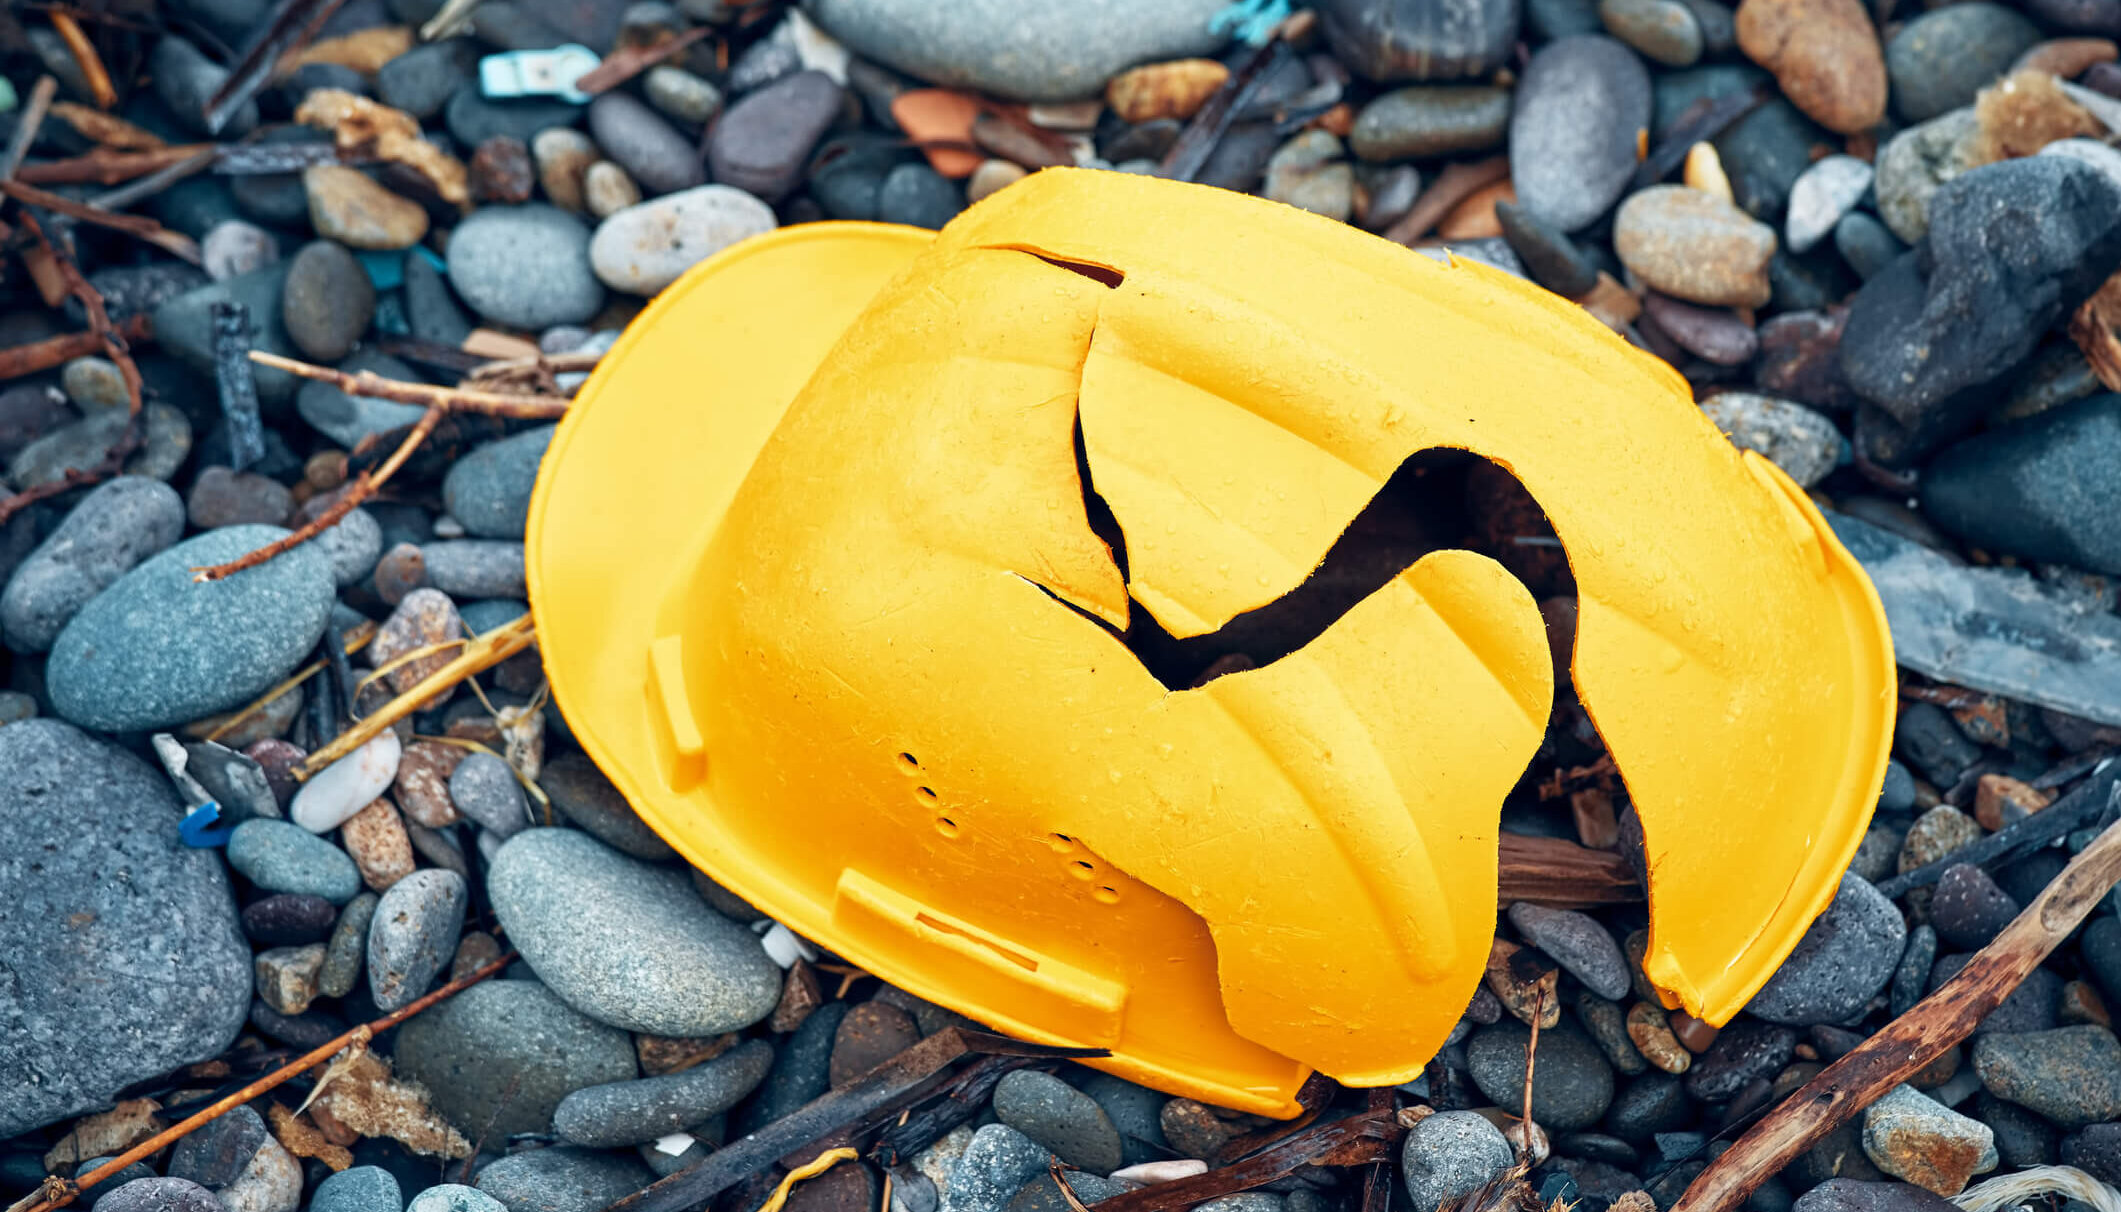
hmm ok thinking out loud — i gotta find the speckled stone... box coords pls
[2,477,184,655]
[443,427,555,540]
[990,1068,1124,1172]
[395,979,639,1138]
[46,525,334,733]
[489,829,780,1035]
[1746,872,1906,1025]
[473,1147,650,1212]
[553,1038,774,1146]
[0,721,250,1138]
[538,752,673,860]
[367,868,467,1012]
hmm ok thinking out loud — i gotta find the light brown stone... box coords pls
[1106,59,1229,124]
[1736,0,1888,133]
[304,165,428,250]
[1613,185,1776,308]
[341,798,415,891]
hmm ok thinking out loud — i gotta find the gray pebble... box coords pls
[490,828,781,1036]
[991,1068,1124,1172]
[443,426,556,540]
[96,1179,224,1212]
[540,751,673,859]
[554,1037,775,1146]
[1401,1110,1514,1211]
[1972,1026,2121,1128]
[589,92,705,196]
[321,890,379,998]
[1745,872,1905,1025]
[450,753,530,837]
[47,524,334,733]
[394,978,639,1138]
[168,1103,268,1189]
[447,205,604,330]
[298,350,430,448]
[282,241,376,362]
[2,477,184,654]
[941,1124,1049,1212]
[422,541,527,598]
[312,1167,403,1212]
[368,868,468,1012]
[1508,902,1631,1000]
[474,1147,651,1212]
[1466,1022,1615,1130]
[228,819,363,905]
[408,1185,507,1212]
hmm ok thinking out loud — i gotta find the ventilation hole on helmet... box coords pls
[896,752,920,773]
[1093,885,1120,904]
[1047,832,1076,853]
[914,786,938,802]
[1070,860,1095,879]
[935,816,960,838]
[981,243,1125,289]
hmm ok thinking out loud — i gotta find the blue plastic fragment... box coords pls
[179,800,237,848]
[357,249,407,292]
[1207,0,1292,46]
[411,244,447,273]
[479,44,602,104]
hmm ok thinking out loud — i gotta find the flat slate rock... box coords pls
[0,719,251,1137]
[1827,512,2121,727]
[46,524,336,733]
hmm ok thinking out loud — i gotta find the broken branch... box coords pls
[1673,809,2121,1212]
[248,351,570,418]
[47,12,116,110]
[575,26,712,95]
[294,613,539,779]
[1384,156,1512,247]
[0,313,150,380]
[0,76,60,181]
[17,951,515,1212]
[0,178,202,263]
[15,144,216,186]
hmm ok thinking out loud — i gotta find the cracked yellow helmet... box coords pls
[526,168,1895,1117]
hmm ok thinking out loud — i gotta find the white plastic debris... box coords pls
[759,921,818,968]
[653,1133,696,1157]
[1109,1160,1209,1185]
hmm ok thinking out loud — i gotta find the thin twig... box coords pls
[15,951,515,1212]
[47,12,116,109]
[0,211,143,528]
[201,621,378,743]
[85,148,215,211]
[192,405,442,581]
[0,313,150,381]
[15,144,215,186]
[0,178,202,263]
[248,351,570,418]
[1674,811,2121,1212]
[294,613,540,780]
[204,0,349,134]
[1384,156,1511,247]
[0,76,60,181]
[575,26,712,94]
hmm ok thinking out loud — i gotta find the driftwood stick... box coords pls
[0,76,59,181]
[0,178,202,263]
[47,12,117,110]
[1497,833,1640,907]
[1673,805,2121,1212]
[294,613,539,779]
[248,350,570,418]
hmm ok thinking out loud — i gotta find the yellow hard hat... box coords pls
[525,168,1894,1117]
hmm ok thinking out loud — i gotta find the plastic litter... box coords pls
[478,45,601,104]
[526,168,1896,1115]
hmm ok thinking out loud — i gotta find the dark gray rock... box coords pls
[0,720,251,1137]
[443,426,555,540]
[474,1147,650,1212]
[298,350,429,448]
[1840,154,2121,459]
[405,254,473,348]
[1922,394,2121,577]
[320,891,379,998]
[86,263,210,326]
[1745,873,1906,1025]
[1835,212,1906,281]
[740,1001,847,1132]
[800,0,1226,102]
[877,164,965,230]
[1718,99,1827,225]
[378,40,478,120]
[1400,1110,1514,1210]
[1929,864,2018,950]
[1352,86,1515,162]
[445,87,583,148]
[2085,917,2121,1007]
[1885,4,2041,123]
[990,1068,1124,1173]
[1316,0,1519,82]
[709,71,843,203]
[282,242,376,363]
[449,751,530,837]
[588,92,705,196]
[1889,924,1936,1018]
[368,869,467,1012]
[1604,1072,1688,1141]
[538,752,673,860]
[1496,201,1602,297]
[47,525,335,733]
[2063,1124,2121,1186]
[488,828,781,1035]
[151,36,258,137]
[168,1103,267,1189]
[228,820,363,904]
[96,1179,225,1212]
[1897,702,1981,788]
[1793,1180,1961,1212]
[1507,903,1630,1000]
[395,978,638,1138]
[1928,955,2061,1034]
[1509,36,1652,233]
[151,263,302,406]
[940,1124,1049,1212]
[553,1038,775,1146]
[1685,1018,1798,1102]
[242,894,339,946]
[1466,1023,1615,1130]
[447,205,604,329]
[312,1166,403,1212]
[1972,1026,2121,1128]
[2,477,184,654]
[1600,0,1701,67]
[421,541,527,598]
[1975,1094,2057,1169]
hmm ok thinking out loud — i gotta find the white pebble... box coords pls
[291,731,403,833]
[1109,1160,1208,1184]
